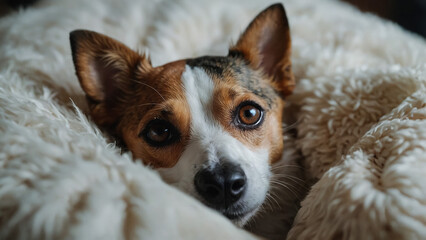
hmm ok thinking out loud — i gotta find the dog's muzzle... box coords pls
[194,162,247,218]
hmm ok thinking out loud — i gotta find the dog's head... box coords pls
[70,4,294,225]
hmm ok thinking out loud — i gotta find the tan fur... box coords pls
[210,73,285,164]
[119,61,191,168]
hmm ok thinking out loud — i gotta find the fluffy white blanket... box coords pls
[1,0,425,239]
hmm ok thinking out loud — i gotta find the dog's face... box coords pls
[70,4,294,226]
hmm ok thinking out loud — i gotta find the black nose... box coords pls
[194,163,246,208]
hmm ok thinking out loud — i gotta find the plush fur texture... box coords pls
[0,0,425,239]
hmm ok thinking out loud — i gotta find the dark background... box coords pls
[1,0,426,38]
[342,0,426,38]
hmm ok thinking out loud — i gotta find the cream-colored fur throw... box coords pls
[1,0,425,239]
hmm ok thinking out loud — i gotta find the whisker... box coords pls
[282,119,301,131]
[270,164,305,171]
[136,102,163,108]
[129,78,166,101]
[274,180,308,191]
[270,175,308,190]
[270,192,285,209]
[272,174,305,182]
[265,192,280,208]
[273,185,303,201]
[269,180,303,200]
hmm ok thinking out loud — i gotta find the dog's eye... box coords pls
[239,105,261,125]
[140,119,179,147]
[234,101,264,129]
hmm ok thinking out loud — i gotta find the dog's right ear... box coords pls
[230,4,295,98]
[70,30,152,127]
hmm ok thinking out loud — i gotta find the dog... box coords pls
[70,3,300,230]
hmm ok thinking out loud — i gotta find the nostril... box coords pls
[231,178,245,193]
[228,174,246,200]
[194,169,225,206]
[223,163,247,204]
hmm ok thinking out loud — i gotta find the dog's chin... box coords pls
[226,206,260,227]
[189,186,267,226]
[191,190,263,227]
[202,202,261,227]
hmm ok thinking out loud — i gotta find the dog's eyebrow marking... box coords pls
[242,75,276,108]
[181,66,216,138]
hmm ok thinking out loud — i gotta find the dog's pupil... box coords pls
[150,124,169,141]
[244,109,256,119]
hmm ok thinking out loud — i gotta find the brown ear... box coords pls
[70,30,151,127]
[230,4,295,97]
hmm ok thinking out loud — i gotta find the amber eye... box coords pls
[234,101,264,129]
[140,119,179,147]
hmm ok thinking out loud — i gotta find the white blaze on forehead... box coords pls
[181,66,217,141]
[181,65,266,165]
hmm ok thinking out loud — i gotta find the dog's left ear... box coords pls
[230,3,295,97]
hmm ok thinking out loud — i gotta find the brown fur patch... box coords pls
[71,30,194,168]
[118,61,191,168]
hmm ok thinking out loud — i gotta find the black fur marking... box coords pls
[186,56,231,75]
[228,50,245,59]
[241,74,276,108]
[6,0,39,8]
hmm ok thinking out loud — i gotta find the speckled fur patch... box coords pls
[187,55,279,108]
